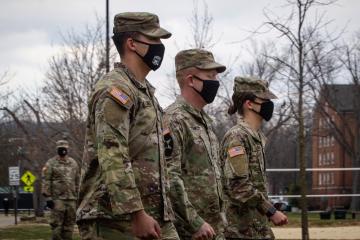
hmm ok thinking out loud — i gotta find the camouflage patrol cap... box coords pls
[175,49,226,73]
[56,140,69,149]
[113,12,171,39]
[233,76,277,99]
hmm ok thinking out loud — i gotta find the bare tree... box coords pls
[160,0,220,103]
[308,31,360,211]
[263,0,338,238]
[0,17,114,216]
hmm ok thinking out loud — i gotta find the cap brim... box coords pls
[57,145,69,148]
[197,62,226,73]
[255,90,278,99]
[140,27,172,39]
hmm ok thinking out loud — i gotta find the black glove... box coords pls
[46,200,55,209]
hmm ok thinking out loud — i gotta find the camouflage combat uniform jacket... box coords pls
[164,96,226,238]
[42,156,79,200]
[76,63,174,224]
[220,118,275,239]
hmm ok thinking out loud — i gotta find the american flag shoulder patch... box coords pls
[228,146,245,158]
[108,87,131,107]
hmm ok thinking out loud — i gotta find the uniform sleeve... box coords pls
[74,160,80,195]
[165,117,205,233]
[221,134,274,216]
[41,161,52,199]
[94,89,144,216]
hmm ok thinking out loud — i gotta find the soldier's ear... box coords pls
[245,99,253,110]
[186,74,195,87]
[127,38,137,51]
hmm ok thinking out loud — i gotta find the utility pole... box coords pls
[105,0,110,73]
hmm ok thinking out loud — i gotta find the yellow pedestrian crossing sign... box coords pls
[21,171,36,186]
[23,186,34,192]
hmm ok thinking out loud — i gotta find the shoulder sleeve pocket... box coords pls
[227,146,248,176]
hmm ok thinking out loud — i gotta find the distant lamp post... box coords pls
[105,0,110,73]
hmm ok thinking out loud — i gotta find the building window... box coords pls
[325,173,330,185]
[331,136,335,146]
[331,152,334,164]
[319,173,322,186]
[331,172,335,185]
[319,154,322,166]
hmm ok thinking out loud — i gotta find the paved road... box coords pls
[0,215,18,228]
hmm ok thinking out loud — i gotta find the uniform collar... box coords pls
[114,62,149,90]
[238,117,267,145]
[175,96,212,126]
[56,155,69,162]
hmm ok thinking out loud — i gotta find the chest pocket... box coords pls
[132,99,157,136]
[184,125,211,175]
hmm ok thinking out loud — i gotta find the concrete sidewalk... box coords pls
[0,215,19,228]
[273,226,360,239]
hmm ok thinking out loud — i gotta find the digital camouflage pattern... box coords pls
[49,200,77,240]
[175,49,226,73]
[41,155,79,240]
[76,62,176,238]
[113,12,171,39]
[78,220,179,240]
[164,96,226,239]
[42,155,79,200]
[220,118,275,239]
[232,76,277,100]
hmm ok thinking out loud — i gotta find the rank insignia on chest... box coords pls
[108,87,130,105]
[228,146,245,158]
[163,129,173,158]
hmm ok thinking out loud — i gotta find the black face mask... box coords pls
[251,100,274,121]
[57,147,68,157]
[133,39,165,71]
[192,75,220,104]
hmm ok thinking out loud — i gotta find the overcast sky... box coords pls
[1,0,359,107]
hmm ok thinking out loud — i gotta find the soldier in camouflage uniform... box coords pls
[42,140,79,240]
[164,49,227,240]
[220,77,288,239]
[76,12,179,240]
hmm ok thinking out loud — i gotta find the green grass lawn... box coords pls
[0,224,80,240]
[280,212,360,227]
[0,213,358,239]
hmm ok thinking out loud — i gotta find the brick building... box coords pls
[312,84,359,209]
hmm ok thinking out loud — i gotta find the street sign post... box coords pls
[21,171,36,186]
[23,186,34,192]
[9,167,20,186]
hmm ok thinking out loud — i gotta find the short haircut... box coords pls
[112,32,139,56]
[228,92,257,115]
[175,67,196,89]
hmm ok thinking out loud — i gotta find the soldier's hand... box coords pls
[131,210,161,239]
[270,211,288,226]
[46,200,55,209]
[192,222,215,240]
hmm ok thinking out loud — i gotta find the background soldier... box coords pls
[2,197,9,216]
[41,140,79,240]
[220,77,288,239]
[76,12,179,240]
[164,49,227,240]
